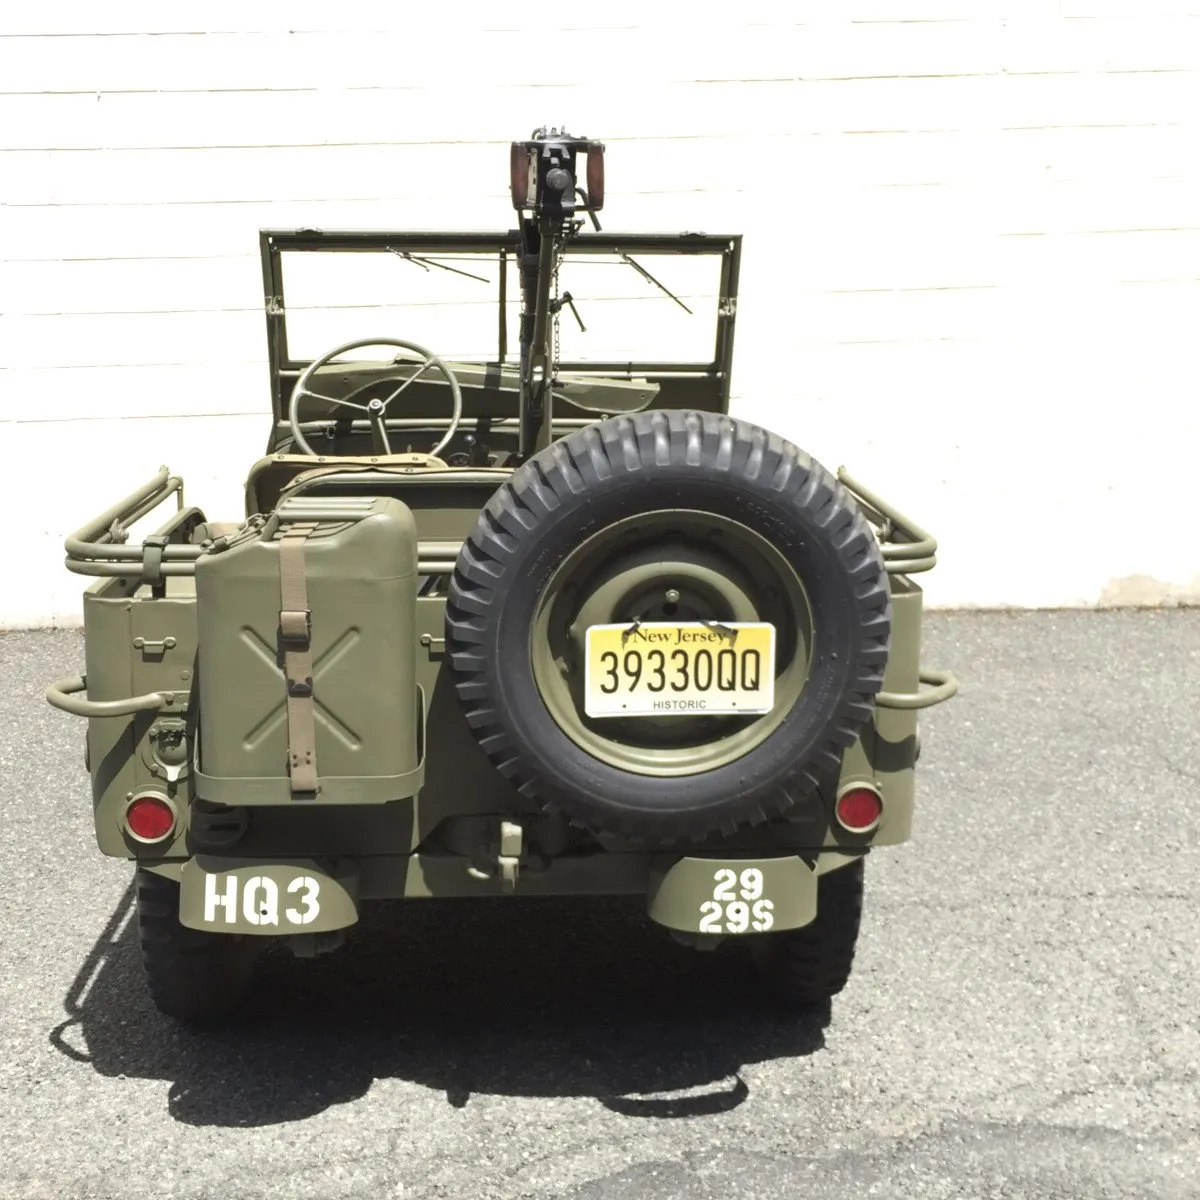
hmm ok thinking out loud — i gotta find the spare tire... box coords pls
[445,410,890,842]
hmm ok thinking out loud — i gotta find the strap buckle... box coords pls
[142,533,170,586]
[279,609,311,647]
[286,674,313,698]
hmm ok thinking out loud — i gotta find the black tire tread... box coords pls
[752,859,865,1006]
[445,410,890,841]
[135,868,260,1023]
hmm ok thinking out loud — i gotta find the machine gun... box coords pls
[510,126,607,458]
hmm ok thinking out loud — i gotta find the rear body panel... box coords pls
[81,524,926,878]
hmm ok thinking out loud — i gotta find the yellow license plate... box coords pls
[584,622,776,718]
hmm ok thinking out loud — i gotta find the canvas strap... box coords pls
[278,521,320,795]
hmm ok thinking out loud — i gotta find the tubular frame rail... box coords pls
[63,466,203,578]
[46,675,187,718]
[836,467,938,575]
[63,464,947,585]
[875,668,957,711]
[62,466,469,580]
[59,464,956,712]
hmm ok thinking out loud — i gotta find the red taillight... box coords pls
[125,793,176,843]
[835,786,883,833]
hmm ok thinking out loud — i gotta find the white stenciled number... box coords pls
[725,901,750,933]
[698,865,773,934]
[751,898,775,932]
[698,900,723,933]
[285,875,321,926]
[712,868,738,901]
[739,868,763,901]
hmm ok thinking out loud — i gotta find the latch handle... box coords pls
[133,636,177,654]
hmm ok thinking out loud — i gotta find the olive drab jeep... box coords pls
[47,129,957,1022]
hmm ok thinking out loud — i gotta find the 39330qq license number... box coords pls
[584,622,776,719]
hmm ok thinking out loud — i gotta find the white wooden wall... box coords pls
[3,1,1199,625]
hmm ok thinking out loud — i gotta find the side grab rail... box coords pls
[837,467,938,575]
[64,466,204,578]
[46,675,187,718]
[875,668,959,710]
[62,464,944,579]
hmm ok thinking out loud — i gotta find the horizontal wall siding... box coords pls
[3,3,1200,623]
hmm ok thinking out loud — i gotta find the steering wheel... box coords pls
[288,336,464,457]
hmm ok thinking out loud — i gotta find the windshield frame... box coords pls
[258,227,742,434]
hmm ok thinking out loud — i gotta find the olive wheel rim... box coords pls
[529,510,814,776]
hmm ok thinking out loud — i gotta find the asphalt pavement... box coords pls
[2,610,1198,1200]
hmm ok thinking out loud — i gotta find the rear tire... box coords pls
[750,858,865,1007]
[135,868,262,1023]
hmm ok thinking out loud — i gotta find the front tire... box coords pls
[135,868,261,1022]
[749,858,865,1007]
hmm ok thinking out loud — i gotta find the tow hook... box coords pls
[467,819,526,893]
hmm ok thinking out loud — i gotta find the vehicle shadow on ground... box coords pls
[50,883,828,1128]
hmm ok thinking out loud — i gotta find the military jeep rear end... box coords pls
[48,129,956,1022]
